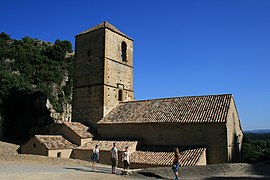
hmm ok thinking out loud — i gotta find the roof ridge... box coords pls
[35,135,62,138]
[76,21,132,40]
[120,94,233,104]
[134,147,206,153]
[133,150,174,153]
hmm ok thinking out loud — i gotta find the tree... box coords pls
[0,32,74,112]
[243,133,270,163]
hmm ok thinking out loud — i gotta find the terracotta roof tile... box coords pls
[77,140,138,151]
[130,148,206,166]
[98,94,232,124]
[35,135,75,150]
[64,122,93,138]
[76,21,132,40]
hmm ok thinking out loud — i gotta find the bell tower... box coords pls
[72,22,134,131]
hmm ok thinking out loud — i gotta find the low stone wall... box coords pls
[71,149,126,168]
[98,123,227,164]
[48,149,73,158]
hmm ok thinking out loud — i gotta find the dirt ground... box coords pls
[0,141,140,180]
[1,141,270,180]
[138,162,270,179]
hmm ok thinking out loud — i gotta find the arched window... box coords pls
[121,41,127,61]
[118,89,123,101]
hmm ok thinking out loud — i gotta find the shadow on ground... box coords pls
[63,166,119,175]
[133,161,270,180]
[138,172,167,179]
[205,177,270,180]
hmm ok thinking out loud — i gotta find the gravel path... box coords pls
[0,161,143,180]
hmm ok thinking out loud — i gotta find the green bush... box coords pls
[0,32,74,112]
[243,133,270,163]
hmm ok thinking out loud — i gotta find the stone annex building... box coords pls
[21,22,243,168]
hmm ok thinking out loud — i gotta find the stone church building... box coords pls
[21,22,243,167]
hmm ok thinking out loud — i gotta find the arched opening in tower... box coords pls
[121,41,127,61]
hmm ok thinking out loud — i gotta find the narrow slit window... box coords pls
[118,89,123,101]
[121,41,127,61]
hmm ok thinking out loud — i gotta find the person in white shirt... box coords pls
[110,142,118,174]
[122,146,130,170]
[91,144,99,170]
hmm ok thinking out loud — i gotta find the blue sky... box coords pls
[1,0,269,130]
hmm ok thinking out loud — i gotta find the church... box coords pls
[21,22,243,168]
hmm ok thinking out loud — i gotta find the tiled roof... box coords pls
[98,94,232,124]
[76,21,132,40]
[35,135,75,150]
[64,122,93,139]
[130,148,206,166]
[178,148,206,166]
[77,140,138,151]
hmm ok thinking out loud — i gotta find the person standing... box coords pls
[172,147,180,180]
[122,146,130,170]
[110,142,118,174]
[91,144,99,170]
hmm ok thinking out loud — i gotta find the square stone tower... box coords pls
[72,22,134,131]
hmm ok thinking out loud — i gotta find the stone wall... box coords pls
[61,125,92,146]
[21,136,73,158]
[226,98,243,162]
[44,123,92,146]
[21,138,48,156]
[71,149,91,162]
[71,149,126,168]
[61,125,83,146]
[72,26,134,130]
[103,29,134,115]
[98,123,227,164]
[48,149,73,158]
[72,28,105,129]
[196,148,207,165]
